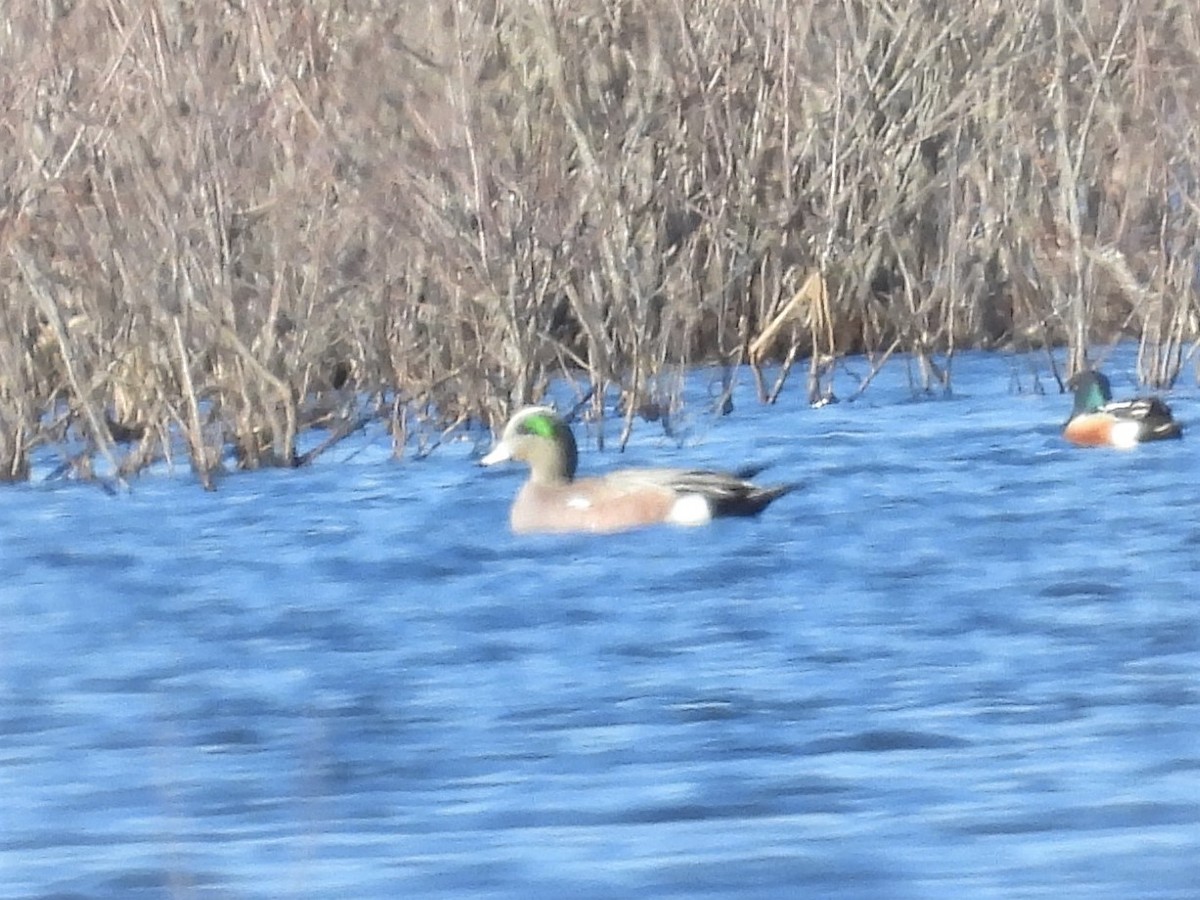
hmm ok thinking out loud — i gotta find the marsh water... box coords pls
[3,347,1200,899]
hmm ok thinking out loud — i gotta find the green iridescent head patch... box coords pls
[523,413,557,439]
[1070,371,1113,415]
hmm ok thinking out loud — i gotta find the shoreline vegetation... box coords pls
[2,1,1199,488]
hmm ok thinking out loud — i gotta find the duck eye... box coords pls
[523,415,557,439]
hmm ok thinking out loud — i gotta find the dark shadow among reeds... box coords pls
[1,0,1199,485]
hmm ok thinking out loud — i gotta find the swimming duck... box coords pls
[1064,370,1182,448]
[480,406,793,534]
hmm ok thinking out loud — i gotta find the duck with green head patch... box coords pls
[1064,370,1182,448]
[480,406,794,534]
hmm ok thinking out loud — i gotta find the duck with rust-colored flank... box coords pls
[1063,370,1182,448]
[480,406,794,534]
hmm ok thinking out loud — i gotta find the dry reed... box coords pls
[1,0,1198,485]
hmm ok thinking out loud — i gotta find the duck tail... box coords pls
[724,481,797,517]
[1143,398,1183,440]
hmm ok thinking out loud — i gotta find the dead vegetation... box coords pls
[1,0,1199,485]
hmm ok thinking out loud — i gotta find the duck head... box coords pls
[480,406,579,485]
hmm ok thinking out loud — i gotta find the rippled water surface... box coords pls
[3,349,1200,899]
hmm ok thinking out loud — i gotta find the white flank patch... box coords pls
[1110,420,1140,449]
[667,493,712,527]
[566,495,592,510]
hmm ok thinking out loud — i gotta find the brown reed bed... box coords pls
[1,0,1198,486]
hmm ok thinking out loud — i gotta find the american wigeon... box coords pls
[1063,370,1182,447]
[480,406,793,534]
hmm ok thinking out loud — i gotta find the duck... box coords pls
[1063,370,1182,448]
[479,405,793,534]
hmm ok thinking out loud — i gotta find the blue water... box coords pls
[3,348,1200,899]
